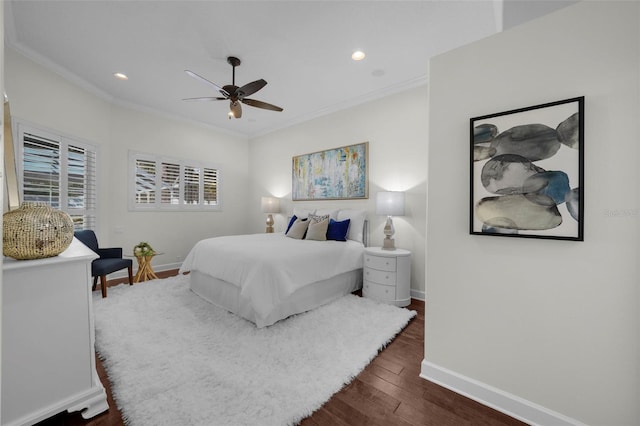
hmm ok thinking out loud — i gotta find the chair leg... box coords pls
[128,266,134,285]
[92,276,98,291]
[100,275,108,298]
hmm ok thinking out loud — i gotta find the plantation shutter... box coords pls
[161,162,180,205]
[22,132,61,208]
[129,151,221,211]
[67,144,97,230]
[203,167,218,205]
[19,125,98,230]
[135,158,156,205]
[183,166,200,205]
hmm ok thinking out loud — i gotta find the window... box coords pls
[129,151,221,211]
[17,122,98,230]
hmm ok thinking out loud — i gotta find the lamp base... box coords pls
[382,237,396,250]
[265,214,274,233]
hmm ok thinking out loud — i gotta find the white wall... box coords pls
[423,2,639,425]
[4,48,251,271]
[249,86,428,296]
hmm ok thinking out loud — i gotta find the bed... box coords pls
[179,209,368,327]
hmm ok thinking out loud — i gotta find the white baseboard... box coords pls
[420,360,585,426]
[410,289,425,301]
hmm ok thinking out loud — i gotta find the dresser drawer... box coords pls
[364,254,396,271]
[364,267,396,285]
[363,281,396,302]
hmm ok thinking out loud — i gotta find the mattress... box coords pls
[179,233,365,327]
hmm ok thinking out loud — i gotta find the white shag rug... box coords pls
[93,275,416,426]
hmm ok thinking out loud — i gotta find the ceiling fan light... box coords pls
[351,51,366,61]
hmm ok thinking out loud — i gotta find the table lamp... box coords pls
[376,191,405,250]
[261,197,280,233]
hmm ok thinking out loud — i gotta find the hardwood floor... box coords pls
[38,273,526,426]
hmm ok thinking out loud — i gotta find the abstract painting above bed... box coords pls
[292,142,369,201]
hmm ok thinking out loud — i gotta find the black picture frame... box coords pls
[470,97,584,241]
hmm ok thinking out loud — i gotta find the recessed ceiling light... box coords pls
[113,72,128,80]
[351,51,366,61]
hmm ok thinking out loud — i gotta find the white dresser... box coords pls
[363,247,411,307]
[1,238,109,426]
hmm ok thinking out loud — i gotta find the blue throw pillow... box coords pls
[285,215,298,234]
[326,218,351,241]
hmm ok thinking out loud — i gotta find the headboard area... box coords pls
[287,208,369,247]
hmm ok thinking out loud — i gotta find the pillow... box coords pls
[305,214,330,241]
[326,218,351,241]
[314,208,339,220]
[336,209,366,243]
[285,215,298,234]
[308,213,330,223]
[286,217,309,239]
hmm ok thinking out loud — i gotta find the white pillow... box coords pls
[292,207,315,219]
[314,208,339,220]
[336,209,366,243]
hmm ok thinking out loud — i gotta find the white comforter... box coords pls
[179,233,364,321]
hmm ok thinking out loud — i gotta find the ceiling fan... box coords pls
[183,56,283,119]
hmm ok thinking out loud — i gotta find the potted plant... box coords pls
[133,241,156,257]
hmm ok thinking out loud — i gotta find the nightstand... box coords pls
[363,247,411,307]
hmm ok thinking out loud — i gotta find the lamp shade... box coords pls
[376,191,405,216]
[261,197,280,214]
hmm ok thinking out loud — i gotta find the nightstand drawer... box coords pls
[364,254,396,271]
[364,267,396,285]
[363,281,396,302]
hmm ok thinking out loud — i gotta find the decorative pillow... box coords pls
[308,213,329,223]
[336,209,366,243]
[326,218,351,241]
[285,215,298,234]
[314,208,339,220]
[286,217,309,239]
[305,214,330,241]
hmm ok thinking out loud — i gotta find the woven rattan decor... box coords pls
[3,203,74,260]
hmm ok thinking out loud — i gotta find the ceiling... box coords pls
[4,1,570,138]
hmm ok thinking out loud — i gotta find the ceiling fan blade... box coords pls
[184,70,230,97]
[236,79,267,98]
[182,97,227,102]
[230,100,242,119]
[242,98,284,112]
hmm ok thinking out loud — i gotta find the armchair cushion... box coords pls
[92,258,133,277]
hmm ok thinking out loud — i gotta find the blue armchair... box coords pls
[74,230,134,298]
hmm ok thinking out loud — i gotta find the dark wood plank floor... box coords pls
[38,272,526,426]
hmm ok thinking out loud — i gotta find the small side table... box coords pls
[363,247,411,307]
[133,254,161,283]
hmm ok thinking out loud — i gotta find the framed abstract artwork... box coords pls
[470,97,584,240]
[292,142,368,201]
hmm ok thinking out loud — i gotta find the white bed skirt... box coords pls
[189,269,363,327]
